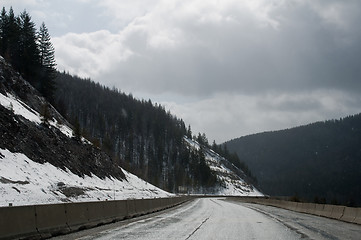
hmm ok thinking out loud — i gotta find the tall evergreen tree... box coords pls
[3,7,21,67]
[0,7,8,55]
[38,22,56,102]
[19,11,40,85]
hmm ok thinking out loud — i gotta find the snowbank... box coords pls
[0,148,172,207]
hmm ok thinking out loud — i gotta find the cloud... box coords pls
[49,0,361,141]
[53,0,361,95]
[53,30,132,79]
[161,90,361,143]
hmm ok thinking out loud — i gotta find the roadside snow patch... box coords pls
[0,148,172,206]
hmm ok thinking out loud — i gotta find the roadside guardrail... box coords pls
[0,196,191,240]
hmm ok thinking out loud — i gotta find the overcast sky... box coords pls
[4,0,361,143]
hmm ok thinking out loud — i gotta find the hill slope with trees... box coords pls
[225,114,361,206]
[0,6,257,195]
[54,72,256,193]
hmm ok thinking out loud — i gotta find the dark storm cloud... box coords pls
[86,0,361,98]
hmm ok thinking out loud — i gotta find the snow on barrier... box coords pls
[0,196,191,240]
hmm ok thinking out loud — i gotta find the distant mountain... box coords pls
[225,114,361,206]
[53,72,258,194]
[0,56,171,206]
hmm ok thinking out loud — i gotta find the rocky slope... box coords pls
[0,56,171,206]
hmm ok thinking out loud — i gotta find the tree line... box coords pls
[0,7,56,102]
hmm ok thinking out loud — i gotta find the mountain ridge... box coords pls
[225,113,361,206]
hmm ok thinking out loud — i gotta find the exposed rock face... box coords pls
[0,56,125,180]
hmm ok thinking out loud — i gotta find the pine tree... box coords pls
[40,103,51,126]
[2,7,21,66]
[19,11,40,85]
[0,7,7,55]
[38,22,56,102]
[72,117,82,141]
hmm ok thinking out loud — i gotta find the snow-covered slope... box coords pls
[0,92,171,207]
[0,91,73,138]
[0,56,172,206]
[0,148,171,207]
[184,137,263,196]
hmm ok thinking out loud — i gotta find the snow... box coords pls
[0,91,172,207]
[184,137,263,197]
[0,92,41,124]
[0,148,172,207]
[0,91,78,139]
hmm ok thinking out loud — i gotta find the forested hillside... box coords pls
[54,72,221,192]
[226,114,361,206]
[0,7,256,195]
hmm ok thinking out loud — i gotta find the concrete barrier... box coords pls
[340,207,357,223]
[126,199,137,218]
[272,199,284,208]
[149,198,161,212]
[87,201,108,226]
[248,198,361,225]
[145,198,156,213]
[0,205,37,240]
[298,203,316,215]
[283,201,298,211]
[314,204,325,216]
[151,198,162,212]
[0,197,193,240]
[134,199,150,215]
[295,202,307,213]
[161,197,170,208]
[319,204,333,218]
[354,208,361,225]
[65,202,90,231]
[115,200,128,220]
[102,201,118,222]
[35,203,69,238]
[160,197,168,209]
[330,205,345,220]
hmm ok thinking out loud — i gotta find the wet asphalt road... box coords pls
[52,198,361,240]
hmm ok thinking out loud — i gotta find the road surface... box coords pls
[52,198,361,240]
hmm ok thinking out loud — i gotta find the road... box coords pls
[52,198,361,240]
